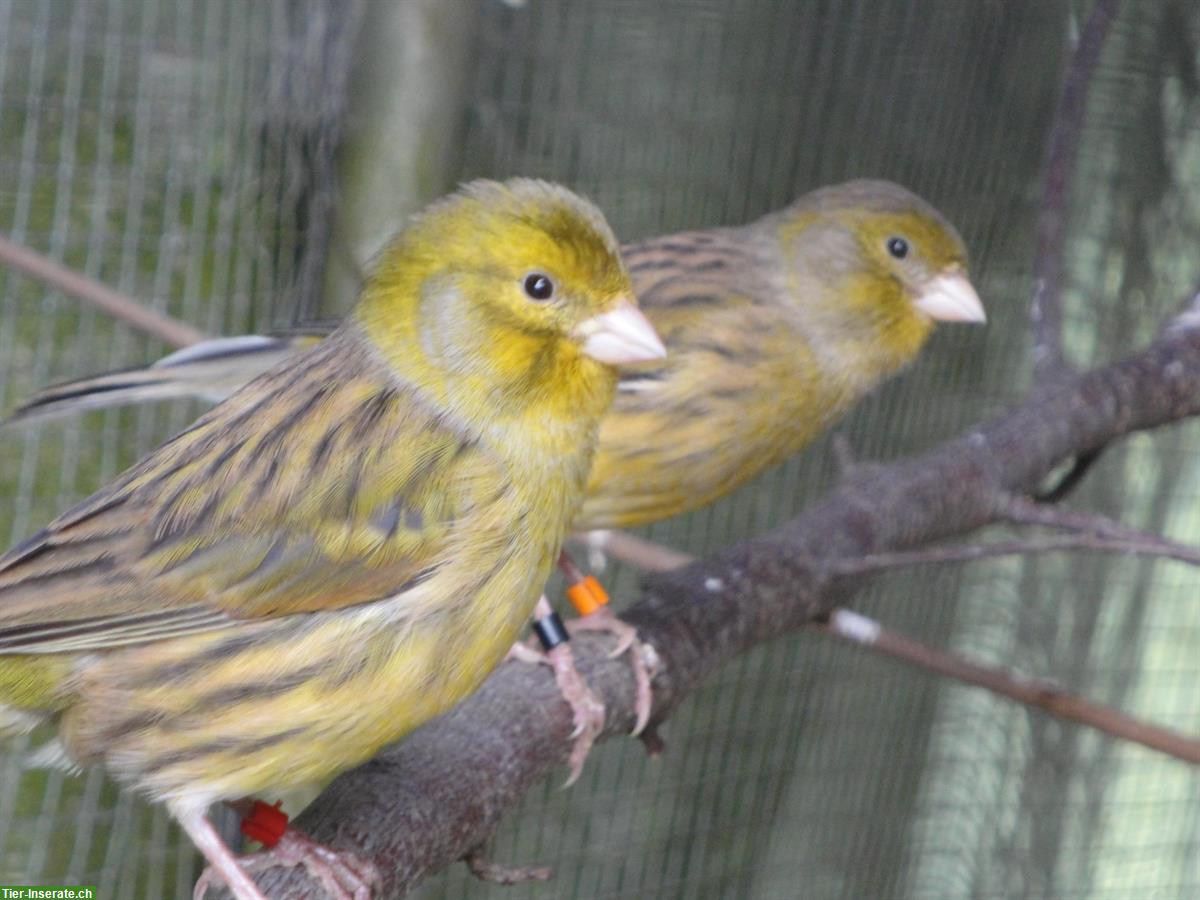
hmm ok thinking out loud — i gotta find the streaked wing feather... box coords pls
[0,327,491,652]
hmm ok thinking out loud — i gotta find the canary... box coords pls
[6,179,983,780]
[9,179,983,531]
[0,179,664,900]
[557,179,983,751]
[580,178,983,528]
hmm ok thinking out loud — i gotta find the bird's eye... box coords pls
[886,237,909,260]
[523,273,555,301]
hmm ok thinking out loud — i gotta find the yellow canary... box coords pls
[10,180,982,532]
[581,178,983,527]
[0,179,663,899]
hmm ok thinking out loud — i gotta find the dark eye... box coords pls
[886,237,909,259]
[523,273,555,301]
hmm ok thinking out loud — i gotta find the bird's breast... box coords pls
[58,511,554,806]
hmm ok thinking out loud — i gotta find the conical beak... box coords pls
[913,272,987,324]
[576,299,667,365]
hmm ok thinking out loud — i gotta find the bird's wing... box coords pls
[580,226,814,528]
[0,329,506,653]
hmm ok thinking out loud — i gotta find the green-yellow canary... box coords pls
[582,178,983,527]
[0,179,664,899]
[5,179,982,793]
[9,179,983,532]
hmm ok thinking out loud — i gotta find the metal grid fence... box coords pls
[1,1,1199,898]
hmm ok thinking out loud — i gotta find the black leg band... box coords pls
[533,611,569,651]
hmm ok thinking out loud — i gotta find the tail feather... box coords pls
[6,369,193,425]
[4,334,311,426]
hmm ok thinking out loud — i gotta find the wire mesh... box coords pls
[1,1,1199,898]
[0,0,360,895]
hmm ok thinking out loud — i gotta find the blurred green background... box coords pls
[1,1,1199,897]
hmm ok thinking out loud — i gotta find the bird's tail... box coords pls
[5,334,312,426]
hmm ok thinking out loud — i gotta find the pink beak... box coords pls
[576,299,667,365]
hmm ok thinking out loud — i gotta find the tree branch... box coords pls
[228,293,1200,899]
[816,607,1200,764]
[580,517,1200,577]
[578,523,1200,762]
[1030,0,1119,379]
[840,532,1200,573]
[575,529,695,573]
[0,234,208,348]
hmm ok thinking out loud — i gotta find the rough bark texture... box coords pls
[234,301,1200,899]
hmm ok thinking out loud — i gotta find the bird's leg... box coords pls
[188,799,380,900]
[557,550,658,736]
[507,541,664,781]
[562,608,658,736]
[172,805,267,900]
[234,829,379,900]
[506,595,606,784]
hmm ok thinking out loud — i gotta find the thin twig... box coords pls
[817,607,1200,764]
[994,493,1193,547]
[998,493,1138,534]
[0,234,207,348]
[1031,0,1119,379]
[462,848,551,886]
[575,529,694,573]
[838,533,1200,573]
[581,522,1200,578]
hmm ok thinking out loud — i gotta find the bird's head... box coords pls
[355,179,664,419]
[777,179,984,370]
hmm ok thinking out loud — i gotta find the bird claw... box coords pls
[506,598,660,781]
[194,828,380,900]
[567,608,658,736]
[504,639,547,666]
[195,864,251,900]
[507,638,605,785]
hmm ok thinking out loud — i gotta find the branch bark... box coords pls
[586,513,1200,764]
[1030,0,1119,379]
[231,294,1200,898]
